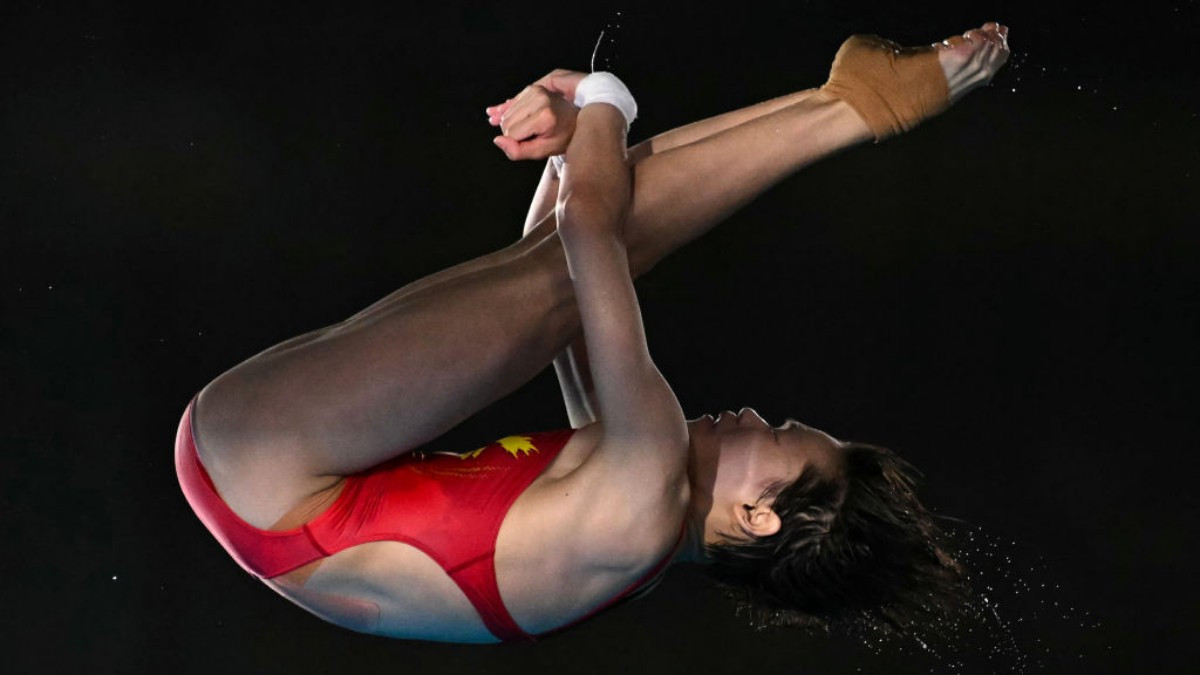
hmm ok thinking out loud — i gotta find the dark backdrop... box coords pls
[4,1,1197,673]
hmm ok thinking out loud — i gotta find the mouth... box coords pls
[712,410,739,427]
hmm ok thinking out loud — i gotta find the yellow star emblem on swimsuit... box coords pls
[496,435,538,457]
[454,435,538,460]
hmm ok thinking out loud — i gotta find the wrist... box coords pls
[573,72,637,131]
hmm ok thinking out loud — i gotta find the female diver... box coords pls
[176,23,1011,642]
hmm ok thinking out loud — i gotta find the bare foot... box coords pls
[935,22,1011,104]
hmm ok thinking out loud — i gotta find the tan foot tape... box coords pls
[820,35,951,143]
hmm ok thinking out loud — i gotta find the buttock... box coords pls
[191,387,346,531]
[177,399,353,580]
[259,481,344,584]
[268,479,348,531]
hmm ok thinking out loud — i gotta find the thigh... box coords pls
[196,233,577,490]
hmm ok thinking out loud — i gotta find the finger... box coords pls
[503,136,558,162]
[486,99,513,117]
[486,99,513,126]
[514,137,557,161]
[493,135,521,160]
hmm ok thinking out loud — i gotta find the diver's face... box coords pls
[692,408,843,513]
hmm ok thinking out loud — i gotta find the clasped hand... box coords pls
[486,69,587,161]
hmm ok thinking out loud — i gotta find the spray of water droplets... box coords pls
[590,10,625,73]
[830,525,1104,674]
[1001,49,1126,116]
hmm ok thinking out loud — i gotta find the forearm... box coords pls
[557,105,630,230]
[523,162,560,235]
[555,103,669,431]
[552,344,596,428]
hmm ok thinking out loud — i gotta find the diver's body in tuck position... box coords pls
[177,23,1011,642]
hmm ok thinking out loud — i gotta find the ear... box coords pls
[737,502,782,538]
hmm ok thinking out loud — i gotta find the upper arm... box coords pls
[523,160,560,236]
[552,344,598,429]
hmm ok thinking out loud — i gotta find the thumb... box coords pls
[514,137,558,161]
[492,135,520,160]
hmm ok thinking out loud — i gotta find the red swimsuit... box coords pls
[175,400,680,642]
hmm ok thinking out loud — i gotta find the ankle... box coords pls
[783,93,874,146]
[814,93,875,144]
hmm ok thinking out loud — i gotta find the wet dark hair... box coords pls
[704,442,968,634]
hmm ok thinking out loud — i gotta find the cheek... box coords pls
[712,438,757,496]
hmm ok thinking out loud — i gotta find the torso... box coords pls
[218,423,681,642]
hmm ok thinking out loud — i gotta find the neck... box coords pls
[675,417,718,565]
[674,516,711,564]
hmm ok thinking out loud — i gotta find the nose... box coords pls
[736,407,769,426]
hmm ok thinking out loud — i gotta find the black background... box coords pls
[4,1,1198,673]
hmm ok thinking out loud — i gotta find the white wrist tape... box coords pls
[573,71,637,131]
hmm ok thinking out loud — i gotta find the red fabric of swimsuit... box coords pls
[175,400,678,642]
